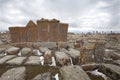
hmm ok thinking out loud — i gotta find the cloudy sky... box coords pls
[0,0,120,32]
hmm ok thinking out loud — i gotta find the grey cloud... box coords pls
[0,0,119,32]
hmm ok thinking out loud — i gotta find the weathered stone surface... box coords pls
[94,42,105,63]
[0,67,25,80]
[110,52,120,60]
[6,46,20,55]
[6,57,27,65]
[44,50,52,65]
[25,56,40,65]
[0,55,16,64]
[99,64,120,80]
[0,39,3,44]
[113,60,120,66]
[0,48,5,53]
[21,47,32,56]
[80,47,94,64]
[55,51,70,66]
[0,54,5,58]
[34,42,57,49]
[68,48,80,65]
[32,49,42,56]
[81,63,100,71]
[39,47,49,53]
[32,72,51,80]
[60,65,91,80]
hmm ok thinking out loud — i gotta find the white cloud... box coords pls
[0,0,119,32]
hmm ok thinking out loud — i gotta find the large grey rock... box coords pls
[6,57,27,65]
[99,64,120,80]
[6,47,20,55]
[25,56,40,65]
[0,67,25,80]
[44,50,52,65]
[0,55,16,64]
[55,51,70,66]
[60,65,91,80]
[39,47,49,53]
[21,47,31,56]
[32,72,51,80]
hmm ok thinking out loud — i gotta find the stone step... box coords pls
[6,57,27,65]
[60,65,91,80]
[0,55,16,64]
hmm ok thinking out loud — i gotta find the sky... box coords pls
[0,0,120,33]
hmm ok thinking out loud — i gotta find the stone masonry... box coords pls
[9,18,68,43]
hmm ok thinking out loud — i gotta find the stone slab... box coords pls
[100,64,120,80]
[60,65,91,80]
[6,57,27,65]
[25,56,40,65]
[0,55,16,64]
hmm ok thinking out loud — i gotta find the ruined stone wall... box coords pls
[9,19,68,43]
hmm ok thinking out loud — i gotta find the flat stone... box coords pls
[25,56,40,65]
[100,64,120,80]
[0,67,25,80]
[0,55,16,64]
[60,65,91,80]
[21,47,32,56]
[6,57,27,65]
[55,51,70,66]
[39,47,49,53]
[6,46,20,55]
[32,72,51,80]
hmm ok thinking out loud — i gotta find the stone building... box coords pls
[9,18,68,43]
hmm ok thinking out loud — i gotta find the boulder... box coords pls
[32,72,51,80]
[6,46,20,55]
[39,47,49,53]
[60,65,91,80]
[21,47,32,56]
[0,67,26,80]
[44,50,52,65]
[55,51,70,66]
